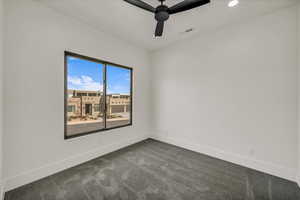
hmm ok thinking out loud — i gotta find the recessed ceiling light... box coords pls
[228,0,239,7]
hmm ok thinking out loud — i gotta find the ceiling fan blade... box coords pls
[124,0,155,13]
[155,21,164,37]
[168,0,210,14]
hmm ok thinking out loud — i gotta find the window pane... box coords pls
[66,56,104,137]
[67,105,75,112]
[106,65,131,128]
[94,104,100,112]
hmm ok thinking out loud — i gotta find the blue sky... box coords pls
[67,56,131,94]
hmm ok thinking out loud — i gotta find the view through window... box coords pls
[65,52,132,139]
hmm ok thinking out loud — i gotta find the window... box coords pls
[67,105,75,113]
[64,51,133,139]
[94,104,100,112]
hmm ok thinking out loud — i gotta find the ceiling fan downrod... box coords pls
[124,0,210,37]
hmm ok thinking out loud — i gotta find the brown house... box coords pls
[67,90,130,121]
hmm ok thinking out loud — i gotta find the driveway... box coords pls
[67,119,130,136]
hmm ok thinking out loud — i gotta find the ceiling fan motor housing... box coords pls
[155,5,169,22]
[124,0,211,36]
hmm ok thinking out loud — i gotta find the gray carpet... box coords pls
[5,139,300,200]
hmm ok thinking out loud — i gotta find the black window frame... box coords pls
[64,51,133,140]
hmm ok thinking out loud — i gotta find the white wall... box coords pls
[151,7,298,181]
[2,0,299,192]
[3,0,151,191]
[0,0,3,195]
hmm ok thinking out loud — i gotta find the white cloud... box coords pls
[68,76,82,85]
[81,75,93,83]
[68,75,102,91]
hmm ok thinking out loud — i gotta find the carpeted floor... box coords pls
[4,139,300,200]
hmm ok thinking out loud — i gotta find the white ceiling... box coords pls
[36,0,299,51]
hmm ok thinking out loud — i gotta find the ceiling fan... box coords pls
[124,0,210,37]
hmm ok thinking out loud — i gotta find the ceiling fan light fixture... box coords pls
[228,0,239,7]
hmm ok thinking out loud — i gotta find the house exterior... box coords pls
[67,90,130,121]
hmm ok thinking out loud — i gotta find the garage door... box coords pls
[111,105,124,113]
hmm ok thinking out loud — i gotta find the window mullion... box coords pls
[103,63,107,129]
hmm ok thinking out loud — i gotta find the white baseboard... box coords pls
[151,135,297,182]
[3,134,149,192]
[0,182,3,200]
[297,173,300,188]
